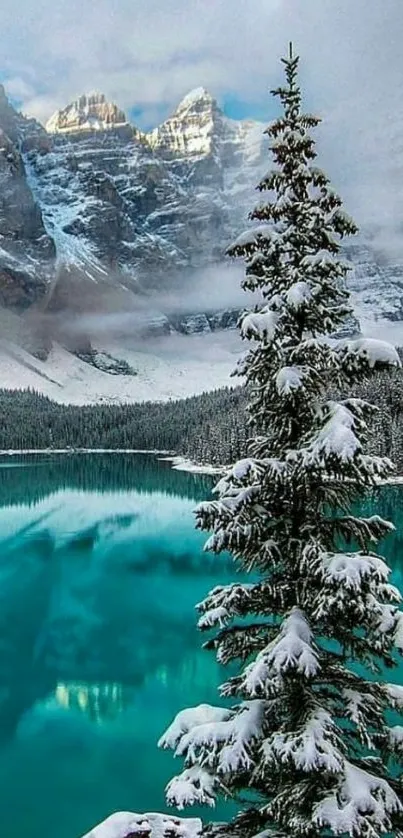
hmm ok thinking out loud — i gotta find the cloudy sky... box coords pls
[1,0,402,242]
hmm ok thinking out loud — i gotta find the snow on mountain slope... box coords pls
[0,330,240,404]
[346,243,403,324]
[23,122,204,288]
[0,83,402,407]
[149,87,220,158]
[25,87,266,293]
[29,85,403,331]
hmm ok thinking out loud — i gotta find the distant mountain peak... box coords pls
[148,87,225,158]
[175,87,217,114]
[46,93,129,134]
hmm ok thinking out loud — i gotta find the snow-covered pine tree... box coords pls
[159,46,403,838]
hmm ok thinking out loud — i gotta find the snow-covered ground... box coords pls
[80,811,201,838]
[0,330,241,405]
[0,315,400,406]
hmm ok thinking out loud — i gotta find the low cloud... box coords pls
[46,264,249,344]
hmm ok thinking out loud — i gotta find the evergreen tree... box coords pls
[159,47,403,837]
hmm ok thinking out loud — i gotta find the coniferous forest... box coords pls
[0,359,402,468]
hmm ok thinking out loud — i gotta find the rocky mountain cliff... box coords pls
[46,92,129,135]
[28,88,265,294]
[0,85,54,310]
[0,84,402,351]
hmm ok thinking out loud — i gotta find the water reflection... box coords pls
[0,455,400,838]
[0,453,214,507]
[0,455,234,838]
[55,682,127,723]
[358,485,403,587]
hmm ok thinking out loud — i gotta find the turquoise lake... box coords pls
[0,453,401,838]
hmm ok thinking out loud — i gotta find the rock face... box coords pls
[23,87,266,299]
[46,92,129,135]
[0,83,402,333]
[0,85,54,309]
[345,243,403,324]
[148,86,262,171]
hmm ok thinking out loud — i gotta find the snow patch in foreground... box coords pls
[80,811,202,838]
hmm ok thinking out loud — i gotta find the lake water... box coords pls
[0,453,401,838]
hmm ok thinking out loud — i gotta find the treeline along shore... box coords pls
[0,359,402,468]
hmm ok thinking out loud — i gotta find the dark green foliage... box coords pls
[0,368,402,470]
[0,386,247,464]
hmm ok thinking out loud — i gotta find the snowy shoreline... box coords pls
[0,448,224,475]
[0,449,402,481]
[158,455,223,475]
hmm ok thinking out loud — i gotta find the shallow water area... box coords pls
[0,453,401,837]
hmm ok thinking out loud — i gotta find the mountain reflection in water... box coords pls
[0,454,400,838]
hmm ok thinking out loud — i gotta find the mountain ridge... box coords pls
[0,84,401,403]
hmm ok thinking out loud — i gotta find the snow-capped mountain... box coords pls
[46,92,129,135]
[23,87,266,297]
[0,84,402,401]
[149,86,263,166]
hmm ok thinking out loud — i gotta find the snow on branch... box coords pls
[159,705,232,751]
[262,708,343,773]
[80,811,202,838]
[327,207,358,236]
[242,608,319,695]
[275,366,304,395]
[302,401,362,465]
[174,701,266,774]
[161,700,268,802]
[196,484,261,525]
[215,458,264,489]
[309,550,402,629]
[196,582,256,629]
[217,700,267,774]
[329,514,394,551]
[301,251,343,271]
[285,280,312,308]
[240,310,279,342]
[212,457,286,500]
[388,725,403,753]
[366,597,403,651]
[319,552,391,592]
[313,761,402,836]
[336,337,401,370]
[228,225,278,253]
[385,683,403,709]
[197,605,231,629]
[165,765,217,809]
[343,688,380,733]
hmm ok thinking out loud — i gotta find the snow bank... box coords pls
[80,812,202,838]
[159,456,223,475]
